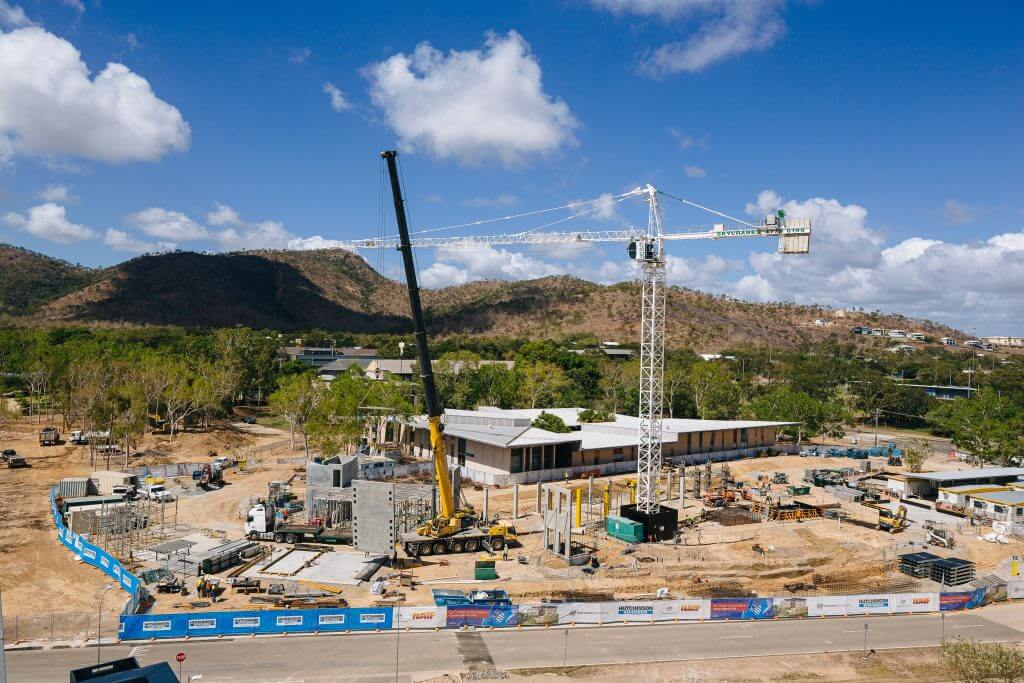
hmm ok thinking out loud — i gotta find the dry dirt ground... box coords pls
[0,414,288,622]
[11,419,1021,620]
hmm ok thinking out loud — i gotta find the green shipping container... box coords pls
[606,515,644,543]
[474,560,498,580]
[787,485,811,496]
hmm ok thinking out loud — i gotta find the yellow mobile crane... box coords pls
[382,151,518,557]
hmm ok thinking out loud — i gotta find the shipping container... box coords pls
[606,515,644,543]
[58,477,92,498]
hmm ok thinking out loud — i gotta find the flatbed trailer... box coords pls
[248,525,351,545]
[401,525,515,557]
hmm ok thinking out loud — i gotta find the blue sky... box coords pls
[0,1,1022,332]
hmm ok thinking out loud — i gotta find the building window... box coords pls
[531,446,543,471]
[973,500,983,509]
[332,470,341,488]
[510,448,523,474]
[994,505,1005,514]
[543,444,554,470]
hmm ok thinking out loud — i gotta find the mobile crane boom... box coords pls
[382,150,456,520]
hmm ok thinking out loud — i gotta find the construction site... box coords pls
[12,152,1018,641]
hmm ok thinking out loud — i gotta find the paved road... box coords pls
[8,611,1022,682]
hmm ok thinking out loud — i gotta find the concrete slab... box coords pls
[296,551,382,585]
[264,549,319,575]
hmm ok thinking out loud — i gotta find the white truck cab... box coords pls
[144,484,173,502]
[244,503,274,537]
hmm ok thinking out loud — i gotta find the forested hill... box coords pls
[1,245,962,349]
[0,244,96,316]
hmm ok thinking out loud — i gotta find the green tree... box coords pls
[578,408,613,423]
[900,438,930,472]
[516,361,569,409]
[928,388,1023,465]
[689,362,740,419]
[269,373,327,456]
[531,411,571,433]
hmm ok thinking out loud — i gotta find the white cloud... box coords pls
[289,47,311,64]
[121,32,139,51]
[683,164,707,178]
[103,228,175,253]
[365,31,578,166]
[940,198,976,226]
[590,0,787,76]
[462,194,519,207]
[735,190,1024,330]
[6,202,95,243]
[58,0,84,15]
[572,192,626,223]
[216,220,292,251]
[129,207,209,240]
[286,236,355,251]
[37,183,76,203]
[206,202,241,227]
[420,244,565,287]
[322,82,352,112]
[0,27,190,163]
[0,1,33,28]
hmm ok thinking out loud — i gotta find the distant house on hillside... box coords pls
[280,345,378,368]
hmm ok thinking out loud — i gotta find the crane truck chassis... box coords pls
[401,522,517,557]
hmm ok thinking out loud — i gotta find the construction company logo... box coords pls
[99,556,110,568]
[276,615,304,627]
[112,565,122,577]
[677,602,703,613]
[360,613,387,624]
[409,609,437,621]
[912,597,931,605]
[74,537,84,551]
[81,547,97,560]
[121,575,133,590]
[856,598,888,609]
[141,620,172,632]
[319,614,345,626]
[232,617,260,628]
[188,619,217,630]
[617,604,654,616]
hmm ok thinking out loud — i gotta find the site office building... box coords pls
[404,407,794,485]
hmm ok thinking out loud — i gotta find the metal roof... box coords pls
[902,468,1024,483]
[938,484,1012,494]
[967,490,1024,506]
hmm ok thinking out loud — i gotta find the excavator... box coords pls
[861,501,908,533]
[382,151,518,557]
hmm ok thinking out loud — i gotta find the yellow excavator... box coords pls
[862,501,908,533]
[382,151,518,557]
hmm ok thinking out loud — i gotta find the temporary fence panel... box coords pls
[396,606,447,629]
[601,602,660,623]
[844,595,892,616]
[806,595,849,617]
[120,607,395,640]
[660,599,712,620]
[939,589,987,612]
[555,603,604,625]
[772,597,809,618]
[889,593,939,613]
[445,605,518,628]
[710,598,774,620]
[514,605,560,627]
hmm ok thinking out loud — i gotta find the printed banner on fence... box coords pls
[940,589,987,611]
[555,603,603,624]
[710,598,773,620]
[772,597,808,618]
[889,593,938,613]
[121,607,395,640]
[396,606,446,629]
[445,605,517,628]
[844,594,891,616]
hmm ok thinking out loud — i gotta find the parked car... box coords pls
[143,484,174,502]
[0,448,14,462]
[242,416,257,425]
[3,449,27,468]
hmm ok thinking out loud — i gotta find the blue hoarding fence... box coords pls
[120,607,394,640]
[50,488,144,613]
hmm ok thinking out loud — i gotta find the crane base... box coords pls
[619,504,678,542]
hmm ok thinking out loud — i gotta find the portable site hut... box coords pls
[90,470,138,495]
[936,484,1012,508]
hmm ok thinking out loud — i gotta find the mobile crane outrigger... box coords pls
[382,151,518,557]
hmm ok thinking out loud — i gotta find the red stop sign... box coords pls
[176,652,186,663]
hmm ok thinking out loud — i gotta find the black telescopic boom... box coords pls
[382,150,442,419]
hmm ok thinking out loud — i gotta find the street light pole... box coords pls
[97,584,113,665]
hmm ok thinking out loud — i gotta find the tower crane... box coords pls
[368,153,811,544]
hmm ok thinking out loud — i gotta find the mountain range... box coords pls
[0,244,961,349]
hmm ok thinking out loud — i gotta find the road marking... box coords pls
[720,635,752,639]
[954,625,982,629]
[587,641,617,646]
[128,646,150,657]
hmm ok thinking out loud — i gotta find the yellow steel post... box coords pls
[573,488,582,528]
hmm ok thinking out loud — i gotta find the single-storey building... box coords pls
[886,468,1024,499]
[405,407,797,485]
[936,484,1012,508]
[963,490,1024,523]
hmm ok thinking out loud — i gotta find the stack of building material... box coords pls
[898,551,941,578]
[930,557,975,586]
[826,485,866,502]
[58,477,92,498]
[90,471,137,495]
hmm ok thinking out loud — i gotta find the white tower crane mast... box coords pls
[339,184,811,527]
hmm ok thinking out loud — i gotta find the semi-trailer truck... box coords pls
[244,502,351,545]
